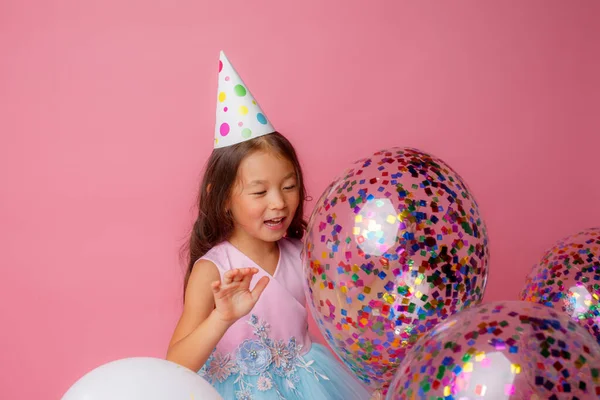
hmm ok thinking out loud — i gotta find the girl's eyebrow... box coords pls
[248,172,295,186]
[247,179,266,186]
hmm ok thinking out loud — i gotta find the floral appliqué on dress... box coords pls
[199,314,329,399]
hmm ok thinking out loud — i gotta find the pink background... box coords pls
[2,1,600,398]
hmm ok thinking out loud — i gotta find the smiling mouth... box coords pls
[264,217,285,227]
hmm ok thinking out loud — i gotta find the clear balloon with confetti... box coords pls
[302,147,490,391]
[385,301,600,400]
[521,227,600,345]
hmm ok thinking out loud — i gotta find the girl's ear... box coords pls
[206,183,212,194]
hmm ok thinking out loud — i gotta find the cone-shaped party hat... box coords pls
[213,51,275,148]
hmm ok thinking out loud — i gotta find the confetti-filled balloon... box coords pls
[302,147,490,390]
[521,227,600,345]
[386,301,600,400]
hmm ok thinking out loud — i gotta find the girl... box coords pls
[166,52,370,399]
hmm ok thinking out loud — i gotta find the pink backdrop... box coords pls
[1,1,599,398]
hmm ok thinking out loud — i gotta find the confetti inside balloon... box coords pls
[385,301,600,400]
[302,147,490,390]
[521,227,600,345]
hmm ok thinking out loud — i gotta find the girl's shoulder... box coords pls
[195,241,232,272]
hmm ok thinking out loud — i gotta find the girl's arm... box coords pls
[166,260,268,371]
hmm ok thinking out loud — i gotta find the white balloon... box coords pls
[62,357,222,400]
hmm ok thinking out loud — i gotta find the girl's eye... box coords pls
[251,191,267,196]
[284,184,297,190]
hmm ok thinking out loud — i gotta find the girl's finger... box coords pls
[211,280,221,293]
[240,270,254,287]
[250,276,270,301]
[223,269,237,285]
[233,268,248,282]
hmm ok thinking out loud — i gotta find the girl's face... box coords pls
[228,149,300,244]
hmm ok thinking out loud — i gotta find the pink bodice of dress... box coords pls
[199,237,312,357]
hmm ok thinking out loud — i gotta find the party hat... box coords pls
[214,51,275,148]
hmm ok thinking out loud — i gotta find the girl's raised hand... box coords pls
[211,267,269,325]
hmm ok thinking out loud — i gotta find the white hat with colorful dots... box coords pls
[213,51,275,148]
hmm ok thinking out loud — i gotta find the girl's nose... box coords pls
[269,191,285,210]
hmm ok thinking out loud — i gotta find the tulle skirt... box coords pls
[200,343,371,400]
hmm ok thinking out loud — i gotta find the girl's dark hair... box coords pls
[181,132,307,297]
